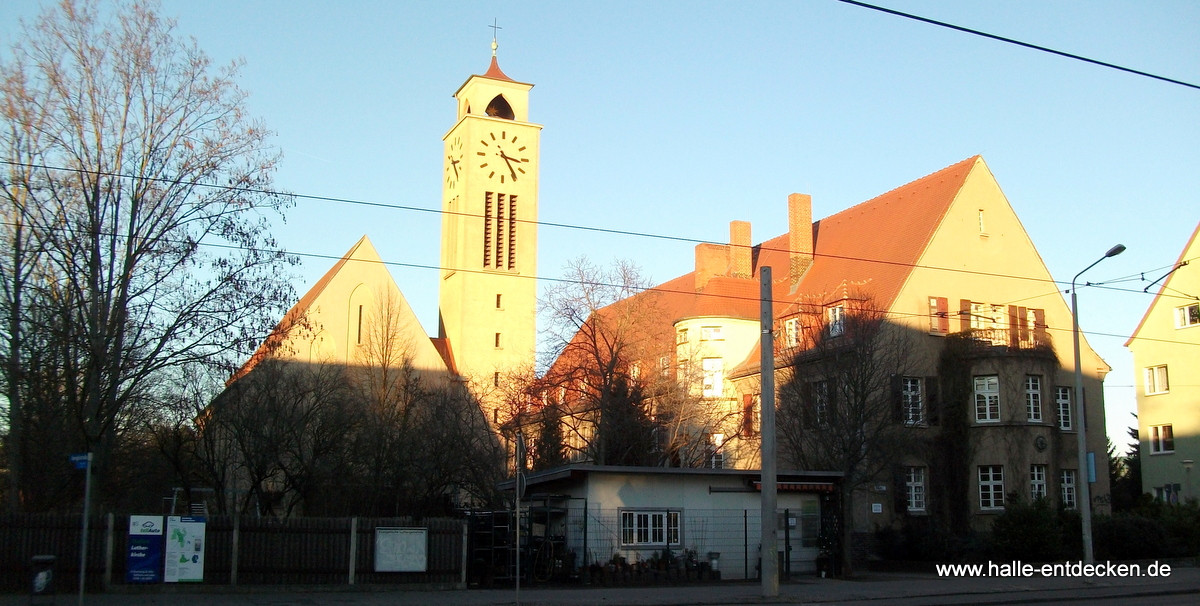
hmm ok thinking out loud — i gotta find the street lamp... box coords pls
[1072,243,1125,565]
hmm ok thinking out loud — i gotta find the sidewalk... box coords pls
[7,567,1199,606]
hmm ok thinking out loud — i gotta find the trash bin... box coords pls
[31,555,55,599]
[707,551,720,571]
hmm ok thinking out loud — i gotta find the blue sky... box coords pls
[2,1,1197,446]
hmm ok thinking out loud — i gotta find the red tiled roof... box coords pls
[546,157,980,383]
[730,156,978,376]
[483,56,513,82]
[431,337,459,376]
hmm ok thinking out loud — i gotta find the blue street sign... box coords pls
[69,453,90,470]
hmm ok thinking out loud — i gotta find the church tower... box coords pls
[439,42,540,404]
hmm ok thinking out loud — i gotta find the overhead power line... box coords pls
[8,159,1193,298]
[3,216,1195,348]
[834,0,1200,91]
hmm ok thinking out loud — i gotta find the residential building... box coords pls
[544,156,1112,549]
[1126,222,1200,503]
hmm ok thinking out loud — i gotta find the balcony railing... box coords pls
[961,327,1052,351]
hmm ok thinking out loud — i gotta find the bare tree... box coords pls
[540,257,664,465]
[777,295,916,575]
[0,0,295,510]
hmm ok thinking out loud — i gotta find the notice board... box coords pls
[374,527,427,572]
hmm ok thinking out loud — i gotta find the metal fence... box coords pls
[0,513,466,592]
[581,507,821,581]
[465,504,824,586]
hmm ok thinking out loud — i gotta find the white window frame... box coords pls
[906,467,926,513]
[1025,376,1043,422]
[676,328,689,344]
[827,305,845,337]
[700,325,723,341]
[970,302,1004,331]
[974,376,1000,423]
[1056,387,1072,430]
[813,380,830,425]
[1061,470,1077,509]
[1145,365,1169,395]
[1150,424,1175,454]
[701,357,724,398]
[784,318,799,348]
[902,377,924,426]
[1176,303,1200,328]
[659,355,670,378]
[1030,464,1047,501]
[620,510,681,548]
[979,465,1005,510]
[709,433,725,469]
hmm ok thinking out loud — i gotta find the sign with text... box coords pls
[69,453,90,469]
[374,527,427,572]
[126,515,163,583]
[164,516,205,582]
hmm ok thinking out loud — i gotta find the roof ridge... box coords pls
[822,155,979,222]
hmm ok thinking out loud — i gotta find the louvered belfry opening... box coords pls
[484,191,517,270]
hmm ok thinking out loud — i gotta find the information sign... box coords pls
[164,516,205,582]
[126,515,163,583]
[374,527,427,572]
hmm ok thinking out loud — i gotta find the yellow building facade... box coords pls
[439,55,541,407]
[1126,222,1200,502]
[233,235,450,383]
[551,156,1113,538]
[236,52,541,420]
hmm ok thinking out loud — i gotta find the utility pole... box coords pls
[759,267,778,597]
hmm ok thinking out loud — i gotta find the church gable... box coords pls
[231,235,448,384]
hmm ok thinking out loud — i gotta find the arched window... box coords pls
[485,94,514,120]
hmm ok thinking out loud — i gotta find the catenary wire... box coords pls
[832,0,1200,91]
[6,159,1194,297]
[3,215,1195,348]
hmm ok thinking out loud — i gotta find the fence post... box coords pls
[582,500,589,584]
[348,517,358,585]
[783,508,791,580]
[104,513,114,591]
[230,513,239,586]
[460,520,468,588]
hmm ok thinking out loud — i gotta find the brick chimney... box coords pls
[728,220,752,279]
[694,243,727,291]
[788,193,813,288]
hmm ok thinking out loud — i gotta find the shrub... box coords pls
[1094,514,1167,560]
[989,497,1067,562]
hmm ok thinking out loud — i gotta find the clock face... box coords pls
[444,137,463,189]
[476,130,529,184]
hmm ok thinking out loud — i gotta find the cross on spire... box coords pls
[489,19,502,56]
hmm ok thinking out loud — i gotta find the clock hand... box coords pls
[451,158,460,179]
[503,156,518,180]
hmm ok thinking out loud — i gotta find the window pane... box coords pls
[1056,387,1072,430]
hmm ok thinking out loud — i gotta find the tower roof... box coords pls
[483,55,513,82]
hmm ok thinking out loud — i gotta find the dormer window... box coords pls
[827,305,845,337]
[485,94,514,120]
